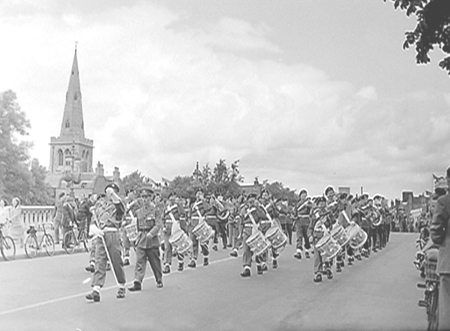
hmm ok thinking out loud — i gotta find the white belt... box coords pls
[103,227,118,233]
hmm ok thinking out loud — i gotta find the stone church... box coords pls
[46,48,123,198]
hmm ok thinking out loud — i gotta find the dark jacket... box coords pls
[430,194,450,274]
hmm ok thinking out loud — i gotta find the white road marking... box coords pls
[0,256,234,317]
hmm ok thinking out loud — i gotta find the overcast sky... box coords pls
[0,0,449,200]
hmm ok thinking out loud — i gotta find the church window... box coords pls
[86,151,89,160]
[65,120,70,128]
[74,93,78,101]
[82,150,85,158]
[58,150,63,166]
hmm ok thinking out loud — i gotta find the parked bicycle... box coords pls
[24,223,55,258]
[417,249,439,331]
[0,223,16,261]
[63,221,89,254]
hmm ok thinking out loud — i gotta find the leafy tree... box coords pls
[265,181,298,204]
[121,170,148,194]
[29,159,53,205]
[386,0,450,74]
[0,90,33,203]
[167,175,196,200]
[201,163,212,186]
[212,159,229,183]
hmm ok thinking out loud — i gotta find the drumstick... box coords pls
[101,234,120,287]
[91,207,120,287]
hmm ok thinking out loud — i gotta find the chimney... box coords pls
[113,167,120,181]
[95,161,104,176]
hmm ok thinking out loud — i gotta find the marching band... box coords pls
[84,184,394,301]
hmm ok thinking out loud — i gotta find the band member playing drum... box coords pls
[276,197,292,245]
[188,188,212,268]
[258,189,280,270]
[128,187,164,291]
[358,194,372,258]
[372,194,384,251]
[335,193,350,272]
[309,196,333,283]
[294,189,312,260]
[349,196,363,261]
[229,195,245,258]
[122,189,138,266]
[206,195,220,252]
[239,193,267,277]
[86,183,127,302]
[214,194,230,250]
[163,192,187,273]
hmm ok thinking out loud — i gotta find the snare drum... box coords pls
[169,231,193,255]
[246,231,270,256]
[331,225,350,247]
[124,223,138,242]
[346,223,368,249]
[192,221,215,244]
[315,233,341,261]
[265,226,287,253]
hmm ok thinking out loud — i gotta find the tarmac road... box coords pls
[0,232,427,331]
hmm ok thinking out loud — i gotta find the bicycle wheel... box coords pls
[1,236,16,261]
[63,231,76,254]
[427,288,439,331]
[41,234,55,256]
[24,235,38,258]
[80,232,89,252]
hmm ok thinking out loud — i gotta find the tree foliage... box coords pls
[29,159,53,205]
[264,181,298,204]
[121,170,149,194]
[0,90,34,203]
[386,0,450,74]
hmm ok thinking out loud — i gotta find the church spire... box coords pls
[60,45,85,138]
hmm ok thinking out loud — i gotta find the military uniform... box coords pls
[162,196,186,273]
[128,188,163,291]
[188,189,212,267]
[239,194,266,277]
[258,192,280,270]
[294,190,312,259]
[86,183,127,302]
[122,193,139,266]
[309,197,333,282]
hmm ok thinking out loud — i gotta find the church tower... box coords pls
[49,47,94,174]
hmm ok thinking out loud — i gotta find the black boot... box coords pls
[313,273,322,283]
[128,281,142,292]
[272,259,278,269]
[257,265,263,275]
[230,249,238,257]
[178,262,184,272]
[86,290,100,302]
[162,264,170,274]
[203,257,209,266]
[188,260,196,268]
[240,267,251,278]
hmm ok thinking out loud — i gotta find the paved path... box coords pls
[0,233,427,331]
